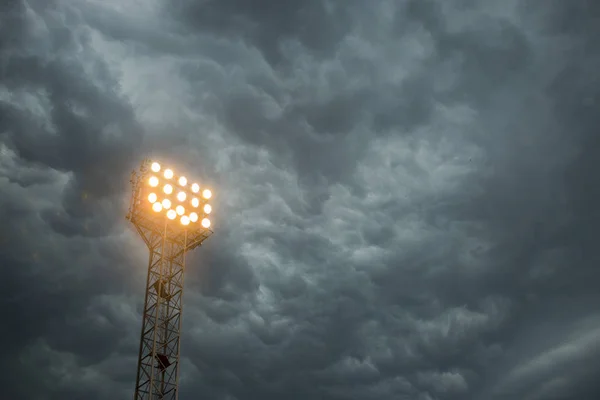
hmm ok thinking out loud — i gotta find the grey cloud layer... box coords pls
[1,0,599,399]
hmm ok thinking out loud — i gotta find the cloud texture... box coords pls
[1,0,599,399]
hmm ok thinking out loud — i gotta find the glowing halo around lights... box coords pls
[149,176,159,187]
[163,184,173,195]
[181,215,190,226]
[164,169,174,179]
[189,212,198,223]
[167,209,177,220]
[148,193,158,203]
[177,192,187,202]
[202,189,212,199]
[201,218,211,228]
[176,205,185,216]
[191,198,199,208]
[162,199,171,209]
[203,204,212,214]
[152,202,163,212]
[191,183,200,193]
[178,176,187,186]
[151,162,161,173]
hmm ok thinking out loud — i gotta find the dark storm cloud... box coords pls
[1,0,600,399]
[0,1,144,235]
[169,0,533,192]
[0,1,146,398]
[169,0,364,65]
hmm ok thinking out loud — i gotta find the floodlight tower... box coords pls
[127,159,214,399]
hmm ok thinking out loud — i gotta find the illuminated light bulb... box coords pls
[189,212,198,223]
[201,218,211,228]
[148,193,158,203]
[191,197,199,208]
[178,176,187,186]
[167,209,177,220]
[181,215,190,226]
[191,183,200,193]
[176,205,185,216]
[162,199,171,209]
[203,204,212,214]
[149,176,159,187]
[152,202,163,212]
[163,184,173,195]
[202,189,212,199]
[151,162,161,173]
[177,191,187,202]
[164,169,174,179]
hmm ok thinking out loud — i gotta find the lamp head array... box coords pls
[143,161,212,228]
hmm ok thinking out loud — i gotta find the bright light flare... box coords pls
[138,163,213,225]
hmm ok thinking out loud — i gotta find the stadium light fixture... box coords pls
[127,159,214,399]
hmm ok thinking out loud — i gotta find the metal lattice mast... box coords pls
[128,159,213,400]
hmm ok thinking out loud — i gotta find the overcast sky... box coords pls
[1,0,599,399]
